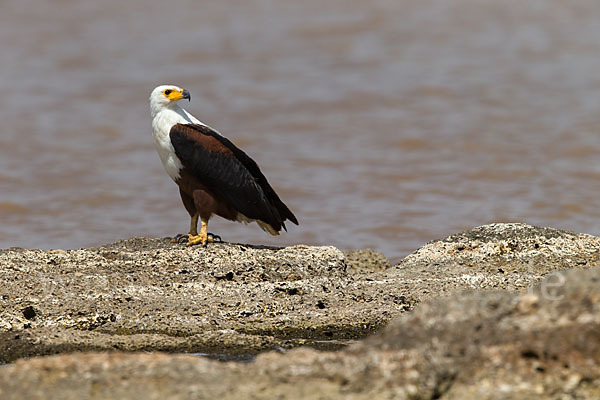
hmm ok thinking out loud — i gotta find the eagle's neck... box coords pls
[151,103,199,124]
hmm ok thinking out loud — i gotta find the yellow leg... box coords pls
[189,213,199,236]
[187,218,212,246]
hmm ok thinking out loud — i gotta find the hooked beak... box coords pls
[182,89,191,101]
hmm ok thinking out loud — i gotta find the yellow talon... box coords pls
[187,233,207,246]
[187,233,219,246]
[186,218,216,246]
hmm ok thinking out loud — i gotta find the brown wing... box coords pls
[169,123,298,232]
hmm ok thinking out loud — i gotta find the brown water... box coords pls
[2,0,600,263]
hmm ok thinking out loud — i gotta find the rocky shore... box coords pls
[2,223,600,398]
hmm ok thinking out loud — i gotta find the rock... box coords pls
[404,222,600,272]
[344,249,391,273]
[2,267,600,399]
[385,222,600,301]
[0,239,411,362]
[357,267,600,398]
[2,223,600,363]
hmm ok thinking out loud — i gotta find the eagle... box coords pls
[149,84,298,246]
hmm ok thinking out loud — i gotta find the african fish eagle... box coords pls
[149,85,298,246]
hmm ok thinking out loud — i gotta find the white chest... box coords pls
[152,111,185,181]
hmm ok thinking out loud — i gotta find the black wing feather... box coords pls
[170,123,298,231]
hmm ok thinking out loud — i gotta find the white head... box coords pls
[149,85,191,117]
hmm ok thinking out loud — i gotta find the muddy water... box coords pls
[2,0,600,262]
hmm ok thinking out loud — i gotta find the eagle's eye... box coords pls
[164,89,172,95]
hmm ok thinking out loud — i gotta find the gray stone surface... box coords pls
[2,223,600,398]
[384,222,600,301]
[0,239,408,362]
[1,267,600,399]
